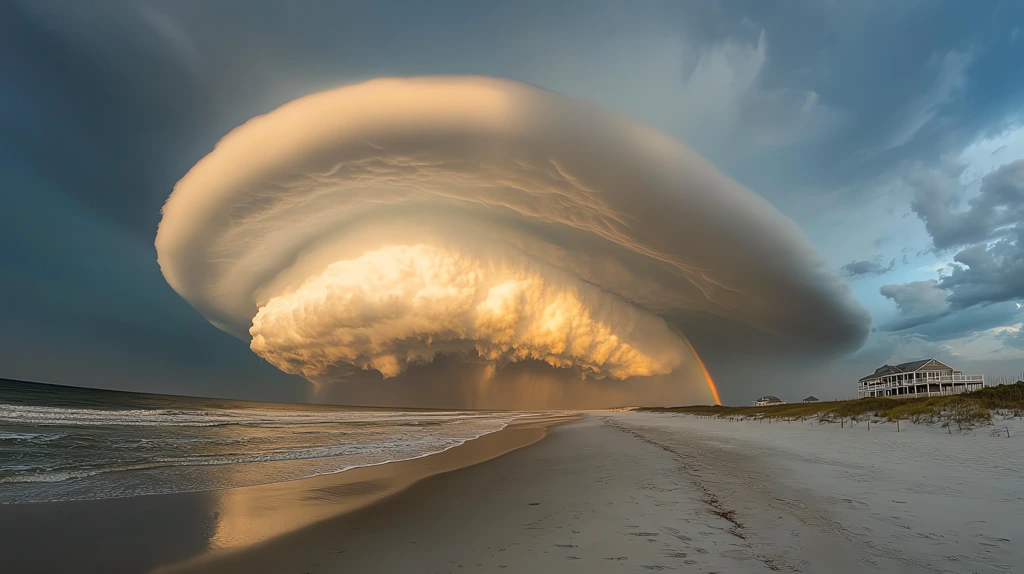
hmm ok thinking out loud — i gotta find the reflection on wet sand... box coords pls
[156,415,572,573]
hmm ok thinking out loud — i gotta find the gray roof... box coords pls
[894,359,933,372]
[803,396,819,402]
[858,358,949,381]
[757,396,783,402]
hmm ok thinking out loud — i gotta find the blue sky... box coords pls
[3,0,1024,402]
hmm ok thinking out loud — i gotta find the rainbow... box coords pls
[683,336,721,405]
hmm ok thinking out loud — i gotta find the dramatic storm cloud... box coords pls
[155,77,868,405]
[841,258,896,279]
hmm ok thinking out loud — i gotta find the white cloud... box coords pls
[250,242,685,380]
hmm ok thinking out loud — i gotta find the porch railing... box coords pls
[858,374,984,391]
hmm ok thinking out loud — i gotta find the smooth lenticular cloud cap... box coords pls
[155,76,869,387]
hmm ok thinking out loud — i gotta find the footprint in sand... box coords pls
[661,527,692,542]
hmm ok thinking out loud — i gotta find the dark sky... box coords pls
[3,0,1024,404]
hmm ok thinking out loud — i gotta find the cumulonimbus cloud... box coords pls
[155,76,869,396]
[249,239,686,380]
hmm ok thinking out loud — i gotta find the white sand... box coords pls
[613,411,1024,572]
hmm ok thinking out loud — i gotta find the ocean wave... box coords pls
[0,400,556,503]
[1,437,472,484]
[0,430,514,507]
[0,431,67,442]
[0,403,512,428]
[0,467,117,484]
[0,428,501,480]
[0,413,518,488]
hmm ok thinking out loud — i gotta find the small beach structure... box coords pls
[858,358,984,398]
[802,396,820,403]
[752,395,786,407]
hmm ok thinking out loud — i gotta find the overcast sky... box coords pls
[3,0,1024,404]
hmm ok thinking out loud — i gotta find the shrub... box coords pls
[642,382,1024,431]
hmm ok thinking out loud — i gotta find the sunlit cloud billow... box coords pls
[155,76,869,407]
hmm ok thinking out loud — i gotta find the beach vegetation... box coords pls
[643,382,1024,431]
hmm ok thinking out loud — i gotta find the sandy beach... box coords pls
[1,414,564,574]
[5,411,1022,573]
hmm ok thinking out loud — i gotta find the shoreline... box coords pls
[163,412,1024,574]
[5,411,1018,573]
[1,413,575,574]
[167,413,759,573]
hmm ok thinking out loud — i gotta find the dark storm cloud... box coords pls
[687,1,1024,206]
[1000,328,1024,350]
[4,0,1024,404]
[153,77,869,408]
[916,303,1023,343]
[913,159,1024,250]
[876,280,1019,347]
[880,280,949,316]
[880,159,1024,345]
[876,279,952,333]
[877,156,1024,352]
[940,228,1024,308]
[0,1,304,399]
[841,258,896,279]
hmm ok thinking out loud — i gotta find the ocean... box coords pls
[0,379,524,504]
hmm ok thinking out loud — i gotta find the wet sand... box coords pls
[161,414,752,573]
[1,415,565,574]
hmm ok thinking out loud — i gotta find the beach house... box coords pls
[752,395,786,407]
[857,359,984,398]
[802,396,820,403]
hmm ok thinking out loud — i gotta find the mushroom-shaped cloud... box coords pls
[155,76,869,406]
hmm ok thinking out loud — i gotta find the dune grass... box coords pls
[643,382,1024,431]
